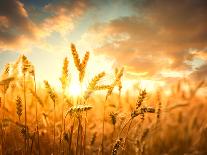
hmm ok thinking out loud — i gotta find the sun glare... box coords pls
[67,81,82,97]
[139,80,165,92]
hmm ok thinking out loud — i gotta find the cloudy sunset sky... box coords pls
[0,0,207,91]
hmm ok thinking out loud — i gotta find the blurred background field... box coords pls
[0,51,206,155]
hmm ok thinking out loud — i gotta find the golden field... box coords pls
[0,44,206,155]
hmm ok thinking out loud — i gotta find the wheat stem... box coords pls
[101,99,107,155]
[33,75,40,155]
[23,73,27,155]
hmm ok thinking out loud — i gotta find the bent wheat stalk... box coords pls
[102,68,124,155]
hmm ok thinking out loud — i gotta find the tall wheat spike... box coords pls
[60,57,69,90]
[44,80,57,103]
[71,43,90,83]
[16,96,23,121]
[71,43,81,71]
[79,51,90,83]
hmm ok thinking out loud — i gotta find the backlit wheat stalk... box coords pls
[59,57,70,154]
[44,80,57,155]
[21,55,32,155]
[102,67,124,155]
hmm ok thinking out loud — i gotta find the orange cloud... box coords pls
[40,0,89,37]
[0,0,38,50]
[0,0,89,51]
[78,0,207,80]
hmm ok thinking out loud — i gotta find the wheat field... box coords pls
[0,44,206,155]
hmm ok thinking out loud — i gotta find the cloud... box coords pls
[40,0,89,36]
[0,0,89,51]
[190,63,207,81]
[78,0,207,78]
[0,0,37,49]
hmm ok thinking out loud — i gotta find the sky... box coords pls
[0,0,207,92]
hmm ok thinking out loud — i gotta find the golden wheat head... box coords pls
[60,57,69,90]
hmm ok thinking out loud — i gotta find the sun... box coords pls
[139,80,156,92]
[138,80,165,92]
[67,81,82,97]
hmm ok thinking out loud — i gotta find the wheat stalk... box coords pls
[44,80,57,155]
[0,76,14,155]
[21,55,32,155]
[102,67,124,155]
[30,67,41,155]
[59,57,70,154]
